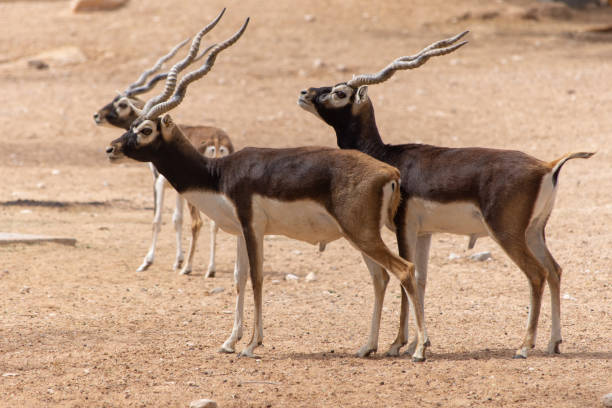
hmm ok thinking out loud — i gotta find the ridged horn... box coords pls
[142,8,226,114]
[346,31,469,88]
[144,18,249,120]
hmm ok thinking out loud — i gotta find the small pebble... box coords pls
[20,286,31,294]
[304,14,315,22]
[602,393,612,407]
[190,399,217,408]
[2,373,19,377]
[470,251,492,262]
[208,287,224,295]
[448,253,461,261]
[285,274,299,281]
[313,59,325,69]
[562,293,576,301]
[51,169,61,175]
[305,272,317,282]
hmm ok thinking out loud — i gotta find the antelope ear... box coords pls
[355,85,369,104]
[161,114,174,128]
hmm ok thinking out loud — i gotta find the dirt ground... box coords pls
[0,0,611,407]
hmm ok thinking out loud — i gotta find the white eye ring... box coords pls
[205,145,216,157]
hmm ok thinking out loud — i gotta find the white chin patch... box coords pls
[297,98,321,118]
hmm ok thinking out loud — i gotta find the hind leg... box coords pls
[526,226,563,354]
[357,254,390,357]
[359,242,427,362]
[491,229,548,359]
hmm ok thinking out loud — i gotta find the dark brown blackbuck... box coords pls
[298,31,594,359]
[95,9,235,276]
[105,17,430,361]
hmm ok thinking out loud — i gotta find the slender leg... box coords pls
[405,234,432,355]
[179,203,203,275]
[356,254,390,357]
[206,220,219,278]
[492,231,548,359]
[239,227,265,358]
[527,227,563,354]
[386,223,417,357]
[136,175,166,272]
[172,194,185,270]
[361,242,427,362]
[220,235,248,353]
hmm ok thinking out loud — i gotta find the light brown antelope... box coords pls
[298,31,594,359]
[94,9,235,276]
[105,17,430,361]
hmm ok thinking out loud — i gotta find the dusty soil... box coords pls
[1,0,611,407]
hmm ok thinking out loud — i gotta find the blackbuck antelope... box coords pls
[299,31,594,359]
[104,17,430,361]
[94,9,235,276]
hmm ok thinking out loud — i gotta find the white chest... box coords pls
[181,190,242,235]
[405,198,489,237]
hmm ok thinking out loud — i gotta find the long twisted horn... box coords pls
[124,37,190,93]
[125,44,216,96]
[142,8,226,114]
[144,18,249,120]
[346,31,469,89]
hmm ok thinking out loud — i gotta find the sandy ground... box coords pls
[0,0,611,407]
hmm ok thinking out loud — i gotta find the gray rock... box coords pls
[190,399,218,408]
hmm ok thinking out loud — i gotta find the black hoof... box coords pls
[424,339,431,347]
[513,354,527,359]
[412,356,426,363]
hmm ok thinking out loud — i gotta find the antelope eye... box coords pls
[219,146,228,155]
[141,128,153,136]
[118,103,128,109]
[335,91,346,98]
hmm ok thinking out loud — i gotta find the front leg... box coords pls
[220,235,248,353]
[356,254,390,357]
[206,220,219,278]
[404,234,432,355]
[137,175,166,272]
[179,203,203,275]
[386,223,417,356]
[239,227,265,358]
[172,194,185,270]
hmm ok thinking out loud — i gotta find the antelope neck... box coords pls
[332,104,387,162]
[151,135,222,194]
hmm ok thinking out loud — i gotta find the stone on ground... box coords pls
[0,233,76,246]
[190,399,218,408]
[71,0,128,12]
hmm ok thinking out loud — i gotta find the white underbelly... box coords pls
[181,190,242,235]
[252,195,343,245]
[406,198,489,236]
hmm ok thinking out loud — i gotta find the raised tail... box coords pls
[549,152,594,186]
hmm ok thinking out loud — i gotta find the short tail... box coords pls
[549,152,594,186]
[385,179,401,230]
